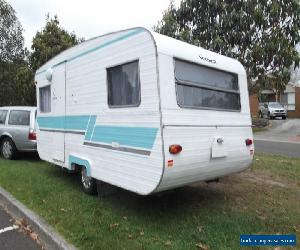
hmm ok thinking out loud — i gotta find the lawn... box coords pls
[252,127,268,133]
[0,154,299,249]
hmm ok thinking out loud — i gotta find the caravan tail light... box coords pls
[245,138,253,146]
[28,129,36,140]
[169,144,182,154]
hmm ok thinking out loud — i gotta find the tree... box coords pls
[0,0,26,106]
[0,0,24,62]
[155,0,300,94]
[30,15,83,72]
[14,63,35,105]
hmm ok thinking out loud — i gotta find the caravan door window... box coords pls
[175,59,241,111]
[39,85,51,113]
[107,60,140,107]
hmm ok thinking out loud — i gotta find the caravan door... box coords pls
[51,63,66,163]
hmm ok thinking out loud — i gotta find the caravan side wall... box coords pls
[35,29,164,195]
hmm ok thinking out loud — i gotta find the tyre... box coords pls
[282,116,287,120]
[0,137,17,160]
[81,167,97,195]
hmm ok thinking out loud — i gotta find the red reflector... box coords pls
[245,139,253,146]
[167,160,174,168]
[28,131,36,140]
[169,144,182,154]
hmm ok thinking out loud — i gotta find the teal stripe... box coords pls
[37,116,90,130]
[35,28,144,76]
[69,155,91,176]
[37,115,158,150]
[91,126,158,149]
[85,116,97,140]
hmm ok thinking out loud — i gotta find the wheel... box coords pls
[282,116,286,120]
[0,137,17,160]
[81,167,97,195]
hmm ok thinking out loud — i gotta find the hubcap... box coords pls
[81,168,92,189]
[2,141,12,159]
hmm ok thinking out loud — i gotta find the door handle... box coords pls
[217,138,224,144]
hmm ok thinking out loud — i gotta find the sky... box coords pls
[8,0,180,49]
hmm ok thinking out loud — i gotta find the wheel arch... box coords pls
[68,155,91,177]
[0,133,14,144]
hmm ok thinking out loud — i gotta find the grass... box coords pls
[0,153,299,250]
[252,127,268,133]
[252,154,300,183]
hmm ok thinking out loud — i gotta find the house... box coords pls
[250,83,300,118]
[250,44,300,118]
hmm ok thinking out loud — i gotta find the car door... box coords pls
[6,110,31,150]
[0,109,8,135]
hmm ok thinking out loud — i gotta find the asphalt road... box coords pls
[254,139,300,158]
[254,119,300,158]
[0,206,39,250]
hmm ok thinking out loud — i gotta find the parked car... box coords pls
[258,102,287,119]
[0,107,37,159]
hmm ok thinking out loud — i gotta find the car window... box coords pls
[0,110,8,124]
[269,103,282,108]
[8,110,30,126]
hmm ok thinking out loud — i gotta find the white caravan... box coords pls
[35,27,254,195]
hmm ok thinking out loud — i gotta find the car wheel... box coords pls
[81,167,97,195]
[282,116,286,120]
[1,138,17,160]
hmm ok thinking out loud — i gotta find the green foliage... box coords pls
[14,63,35,105]
[0,61,18,106]
[0,0,24,62]
[155,0,300,93]
[30,15,83,72]
[0,10,83,106]
[0,0,28,106]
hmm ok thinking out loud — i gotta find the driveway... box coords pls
[254,119,300,157]
[0,206,39,250]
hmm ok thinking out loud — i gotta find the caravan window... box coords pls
[107,60,140,107]
[39,85,51,113]
[175,59,241,111]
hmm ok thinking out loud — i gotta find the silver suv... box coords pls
[0,107,37,159]
[258,102,287,120]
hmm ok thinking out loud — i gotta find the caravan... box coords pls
[35,27,254,195]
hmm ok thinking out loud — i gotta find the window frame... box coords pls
[0,110,8,125]
[8,110,31,126]
[106,59,141,108]
[174,58,241,112]
[39,85,51,113]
